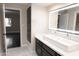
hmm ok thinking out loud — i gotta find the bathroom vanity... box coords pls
[38,3,79,56]
[35,33,79,56]
[35,37,61,56]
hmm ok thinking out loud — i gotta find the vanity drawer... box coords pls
[36,38,43,46]
[36,43,42,56]
[42,48,51,56]
[43,43,56,56]
[35,38,61,56]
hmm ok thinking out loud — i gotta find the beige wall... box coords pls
[5,4,28,47]
[31,4,49,50]
[48,3,69,11]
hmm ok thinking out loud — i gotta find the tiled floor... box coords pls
[0,42,37,56]
[6,46,37,56]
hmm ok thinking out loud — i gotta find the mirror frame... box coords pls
[48,3,79,35]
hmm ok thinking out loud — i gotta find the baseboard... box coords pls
[21,44,27,47]
[0,49,6,56]
[21,41,31,47]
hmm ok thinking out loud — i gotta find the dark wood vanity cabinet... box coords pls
[36,43,42,56]
[35,38,61,56]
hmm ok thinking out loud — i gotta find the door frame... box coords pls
[4,6,22,48]
[3,4,7,55]
[0,3,7,55]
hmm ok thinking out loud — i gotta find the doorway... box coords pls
[76,13,79,31]
[5,9,21,48]
[27,6,31,43]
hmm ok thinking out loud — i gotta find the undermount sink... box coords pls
[44,34,79,52]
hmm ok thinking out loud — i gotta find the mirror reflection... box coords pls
[49,5,79,31]
[5,18,12,27]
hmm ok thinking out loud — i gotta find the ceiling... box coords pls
[5,3,28,6]
[33,3,55,7]
[18,3,54,7]
[5,3,68,8]
[17,3,28,6]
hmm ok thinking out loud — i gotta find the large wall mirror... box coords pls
[49,4,79,33]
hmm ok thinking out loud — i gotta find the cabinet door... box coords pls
[35,38,61,56]
[42,48,51,56]
[43,43,55,56]
[36,43,42,56]
[42,42,61,56]
[36,38,43,46]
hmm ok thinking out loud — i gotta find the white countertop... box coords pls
[35,33,79,56]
